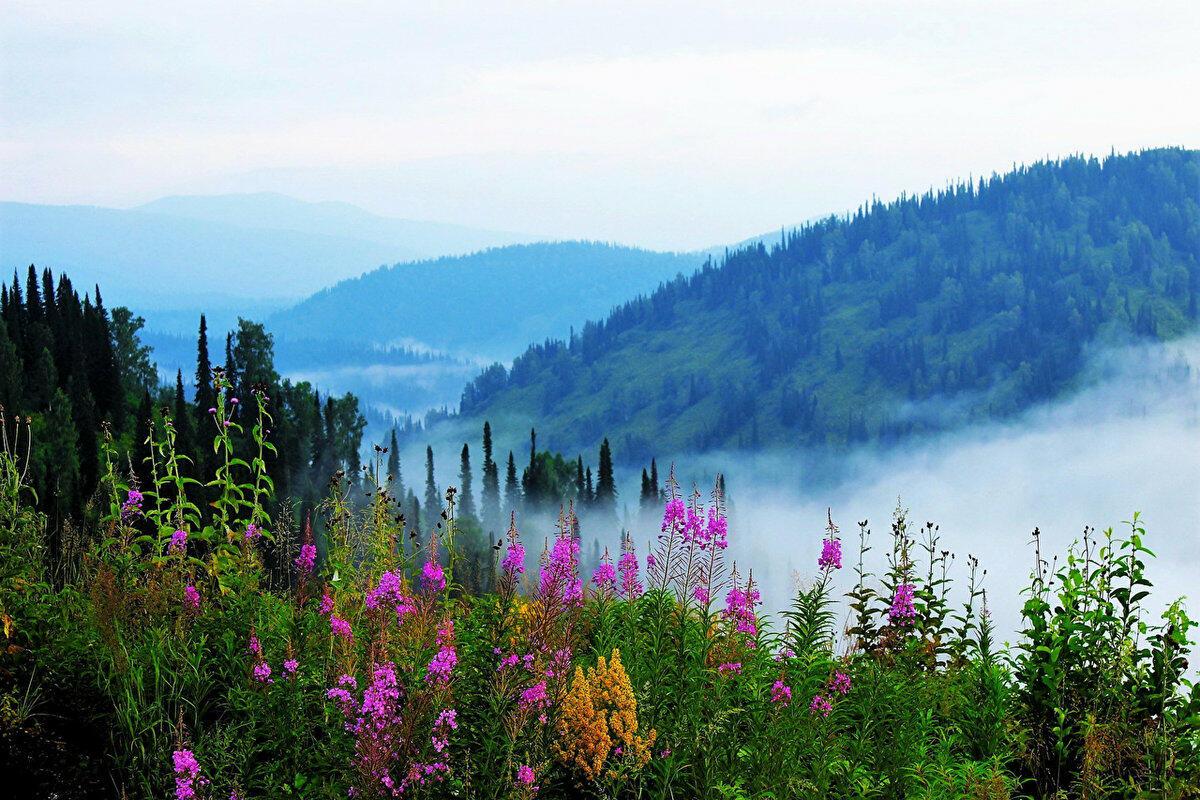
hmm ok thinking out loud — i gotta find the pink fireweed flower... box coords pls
[169,529,188,555]
[706,507,729,550]
[497,651,520,671]
[366,570,415,619]
[244,522,261,542]
[319,590,335,615]
[515,763,538,791]
[717,662,742,676]
[810,693,832,717]
[121,489,143,522]
[592,560,616,592]
[774,647,796,662]
[724,584,761,639]
[426,644,457,685]
[431,708,458,753]
[818,536,843,571]
[184,585,200,611]
[330,616,352,639]
[422,560,446,593]
[519,680,549,713]
[283,658,299,676]
[662,497,686,539]
[889,583,917,624]
[172,749,204,800]
[693,585,710,604]
[501,539,526,575]
[830,671,851,696]
[618,549,643,599]
[539,533,582,606]
[253,661,273,684]
[294,543,316,577]
[771,680,792,706]
[248,634,262,657]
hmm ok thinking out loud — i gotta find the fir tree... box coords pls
[503,450,520,518]
[387,428,403,499]
[459,442,476,520]
[595,438,616,515]
[424,445,440,537]
[481,421,501,533]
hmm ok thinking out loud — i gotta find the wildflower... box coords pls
[294,543,316,577]
[426,647,457,684]
[724,583,761,639]
[184,585,200,611]
[889,583,917,624]
[330,616,352,639]
[422,559,446,593]
[169,529,188,555]
[717,662,742,676]
[771,680,792,706]
[326,686,354,710]
[515,763,538,793]
[830,671,851,696]
[693,585,710,604]
[172,749,204,800]
[244,522,261,542]
[662,497,686,539]
[319,590,335,615]
[539,533,582,606]
[366,571,415,622]
[810,693,832,717]
[121,489,143,522]
[592,559,616,593]
[618,549,643,599]
[519,680,549,713]
[774,647,796,662]
[706,507,729,550]
[431,708,457,753]
[818,536,842,571]
[501,539,526,575]
[283,658,298,676]
[554,650,656,782]
[253,661,273,684]
[248,634,262,657]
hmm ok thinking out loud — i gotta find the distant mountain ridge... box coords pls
[446,148,1200,462]
[268,241,705,362]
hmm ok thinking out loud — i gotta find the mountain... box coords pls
[0,195,527,311]
[450,149,1200,463]
[135,193,524,260]
[268,242,704,362]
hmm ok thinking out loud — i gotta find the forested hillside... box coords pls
[268,242,702,361]
[455,149,1200,461]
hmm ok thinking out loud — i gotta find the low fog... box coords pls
[666,336,1200,646]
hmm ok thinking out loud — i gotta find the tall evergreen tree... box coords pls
[650,458,660,503]
[584,466,595,507]
[459,443,476,520]
[480,421,500,533]
[424,445,440,537]
[172,369,195,462]
[503,450,520,518]
[595,438,616,515]
[387,428,403,499]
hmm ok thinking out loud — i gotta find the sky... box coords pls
[3,1,1198,250]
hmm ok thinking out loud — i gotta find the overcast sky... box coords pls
[3,1,1198,250]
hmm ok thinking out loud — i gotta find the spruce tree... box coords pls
[459,442,476,520]
[650,458,660,503]
[503,451,520,518]
[424,446,440,537]
[387,428,403,499]
[481,421,500,533]
[595,438,616,515]
[584,466,595,507]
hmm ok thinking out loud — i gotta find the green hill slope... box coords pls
[453,149,1200,462]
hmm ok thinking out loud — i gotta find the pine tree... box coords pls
[459,442,476,520]
[387,428,403,499]
[503,450,520,518]
[584,466,595,507]
[424,445,440,537]
[481,421,500,533]
[595,438,616,515]
[194,315,215,424]
[575,456,585,501]
[639,467,652,509]
[172,369,194,461]
[650,458,660,502]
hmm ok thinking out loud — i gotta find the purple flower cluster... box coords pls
[717,662,742,676]
[618,548,643,599]
[184,585,200,611]
[518,679,549,713]
[515,763,538,792]
[431,708,457,753]
[330,616,353,640]
[830,670,851,696]
[724,584,761,639]
[592,559,616,593]
[662,498,729,551]
[771,679,792,706]
[169,529,188,555]
[810,693,833,717]
[538,533,582,607]
[283,658,299,677]
[172,749,205,800]
[889,583,917,624]
[426,623,457,686]
[294,543,316,577]
[121,489,143,523]
[422,560,446,594]
[253,661,273,684]
[818,536,843,571]
[319,590,335,616]
[366,571,416,624]
[501,538,525,576]
[244,522,261,542]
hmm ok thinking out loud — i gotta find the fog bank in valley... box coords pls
[663,336,1200,645]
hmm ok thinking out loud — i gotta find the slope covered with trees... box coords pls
[268,242,703,361]
[456,149,1200,461]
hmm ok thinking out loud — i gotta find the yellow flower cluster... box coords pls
[553,649,656,782]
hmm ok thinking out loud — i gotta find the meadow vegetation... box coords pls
[0,383,1196,799]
